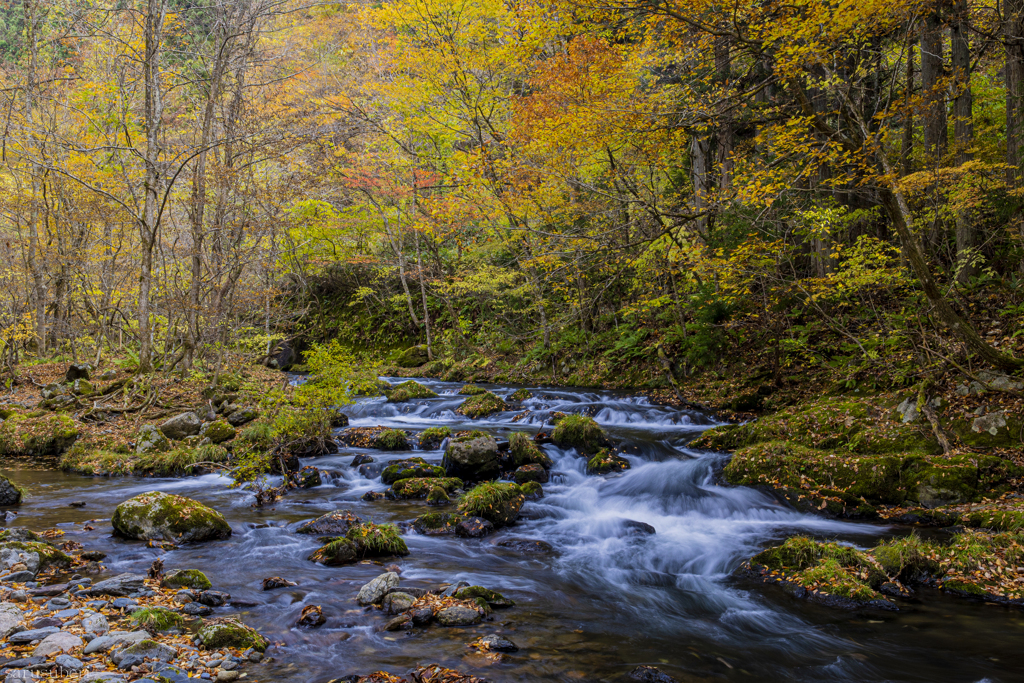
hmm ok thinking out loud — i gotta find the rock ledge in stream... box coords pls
[111,491,231,543]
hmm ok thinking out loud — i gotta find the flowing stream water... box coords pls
[4,377,1024,682]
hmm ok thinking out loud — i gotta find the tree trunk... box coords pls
[715,37,734,193]
[921,6,948,165]
[951,0,976,282]
[1007,0,1024,184]
[903,36,916,176]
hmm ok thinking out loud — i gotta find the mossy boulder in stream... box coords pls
[161,569,212,590]
[111,491,232,543]
[458,482,525,528]
[389,476,462,499]
[347,522,409,557]
[296,510,362,536]
[198,619,268,652]
[413,512,465,535]
[387,380,438,402]
[508,432,553,468]
[442,432,500,481]
[381,457,444,484]
[0,475,23,506]
[374,429,411,451]
[585,449,631,475]
[552,414,606,453]
[0,539,70,570]
[458,384,487,395]
[418,426,452,449]
[456,391,506,419]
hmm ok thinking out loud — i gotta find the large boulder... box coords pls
[0,603,22,639]
[296,510,362,536]
[159,412,202,440]
[226,407,259,427]
[111,491,231,543]
[200,420,236,444]
[80,574,146,597]
[442,433,500,481]
[381,457,444,485]
[394,345,429,368]
[135,425,170,454]
[0,476,22,506]
[456,392,507,419]
[65,363,92,382]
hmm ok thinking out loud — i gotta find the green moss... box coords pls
[452,430,487,443]
[0,413,79,456]
[237,421,273,451]
[458,482,526,527]
[426,487,450,505]
[0,541,71,569]
[161,569,212,590]
[552,414,605,453]
[509,388,532,402]
[457,391,507,419]
[459,384,487,395]
[508,432,553,468]
[131,607,185,633]
[872,534,940,579]
[387,381,438,402]
[419,426,452,449]
[585,449,630,475]
[390,476,463,499]
[454,586,515,607]
[0,529,42,543]
[198,620,269,652]
[380,457,444,484]
[961,509,1024,531]
[374,429,411,451]
[413,512,465,534]
[346,522,409,556]
[749,536,886,602]
[520,481,543,498]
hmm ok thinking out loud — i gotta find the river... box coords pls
[4,377,1024,682]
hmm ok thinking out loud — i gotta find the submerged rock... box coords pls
[454,516,494,538]
[298,604,326,628]
[111,491,231,543]
[496,538,554,553]
[197,620,268,652]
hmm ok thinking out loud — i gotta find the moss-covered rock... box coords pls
[508,432,553,468]
[454,585,515,607]
[387,380,438,402]
[0,475,23,506]
[418,426,452,449]
[509,388,532,402]
[950,412,1023,449]
[723,440,1020,510]
[390,476,463,499]
[135,424,170,454]
[381,457,445,484]
[374,429,411,451]
[60,444,229,477]
[198,620,268,652]
[346,522,409,557]
[161,568,212,590]
[413,512,465,535]
[395,345,430,368]
[0,413,80,456]
[458,482,525,528]
[0,540,70,569]
[585,449,631,475]
[442,433,500,481]
[131,606,185,633]
[296,510,362,536]
[513,464,548,484]
[552,414,605,453]
[200,420,236,444]
[520,481,543,499]
[111,491,231,543]
[458,384,487,395]
[456,391,506,419]
[426,487,451,506]
[308,537,359,565]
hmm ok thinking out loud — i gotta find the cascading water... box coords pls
[4,377,1022,682]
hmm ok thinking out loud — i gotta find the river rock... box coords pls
[296,465,321,488]
[261,577,296,590]
[112,491,231,543]
[435,605,482,626]
[382,591,416,614]
[296,510,363,537]
[382,614,411,632]
[298,604,325,628]
[197,620,268,652]
[356,572,400,606]
[159,412,202,440]
[0,602,23,638]
[476,634,518,652]
[33,631,83,657]
[513,464,548,484]
[65,363,91,382]
[381,457,444,485]
[181,602,213,617]
[30,617,61,629]
[496,538,554,553]
[111,639,176,665]
[2,571,34,583]
[197,590,229,606]
[134,425,169,454]
[82,612,109,635]
[351,454,374,467]
[455,516,494,538]
[40,383,65,400]
[442,435,500,481]
[80,673,126,683]
[82,630,149,654]
[79,574,145,597]
[630,665,680,683]
[1,547,38,573]
[0,476,22,507]
[227,407,259,427]
[4,672,37,683]
[617,519,656,536]
[54,655,84,673]
[8,627,60,644]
